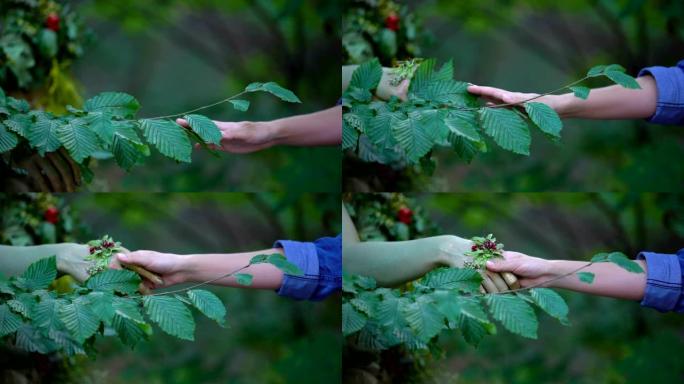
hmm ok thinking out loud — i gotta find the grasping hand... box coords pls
[177,118,276,154]
[467,84,563,111]
[485,251,553,288]
[115,251,189,289]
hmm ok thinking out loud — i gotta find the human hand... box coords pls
[467,84,564,112]
[115,251,189,289]
[485,251,553,288]
[53,243,92,283]
[177,118,276,154]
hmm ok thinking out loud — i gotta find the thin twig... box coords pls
[128,264,251,299]
[138,91,248,121]
[476,261,594,297]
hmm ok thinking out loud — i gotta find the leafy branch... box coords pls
[0,237,303,356]
[342,59,640,166]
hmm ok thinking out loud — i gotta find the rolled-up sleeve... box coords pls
[638,60,684,125]
[274,235,341,301]
[636,248,684,313]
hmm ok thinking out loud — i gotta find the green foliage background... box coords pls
[401,0,684,192]
[409,193,684,383]
[58,193,340,383]
[68,0,340,192]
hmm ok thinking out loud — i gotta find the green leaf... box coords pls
[255,254,304,276]
[605,70,641,89]
[458,313,494,347]
[33,297,66,333]
[486,294,538,339]
[393,111,434,163]
[444,110,481,143]
[58,297,100,342]
[184,114,221,146]
[0,304,22,337]
[7,293,35,318]
[15,324,52,353]
[112,313,151,348]
[569,86,590,100]
[607,252,644,273]
[421,267,482,292]
[84,92,140,118]
[229,99,250,112]
[38,29,57,57]
[249,254,269,264]
[479,107,531,155]
[87,291,115,324]
[85,269,141,294]
[27,118,61,155]
[342,113,364,150]
[530,288,569,324]
[342,302,367,336]
[401,295,444,341]
[351,291,381,318]
[57,118,99,163]
[577,272,595,284]
[187,289,226,326]
[586,65,607,77]
[590,252,610,262]
[525,102,562,138]
[3,113,31,137]
[19,256,57,291]
[84,111,115,145]
[112,134,145,171]
[140,119,192,163]
[0,122,18,153]
[367,111,401,149]
[112,297,144,323]
[234,273,253,286]
[143,296,195,340]
[376,292,407,328]
[245,82,301,103]
[349,58,382,91]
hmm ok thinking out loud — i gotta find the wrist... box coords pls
[174,253,196,284]
[264,120,286,146]
[552,93,578,118]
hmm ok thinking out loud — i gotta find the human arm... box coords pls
[176,106,341,154]
[342,65,409,100]
[0,243,91,282]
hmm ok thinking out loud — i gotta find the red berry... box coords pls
[44,206,59,224]
[385,12,400,31]
[89,247,96,254]
[397,206,413,224]
[471,245,478,251]
[46,13,60,31]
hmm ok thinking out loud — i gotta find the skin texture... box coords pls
[177,106,341,154]
[467,75,657,120]
[342,204,516,292]
[115,248,286,291]
[0,244,91,282]
[342,65,410,101]
[487,251,648,301]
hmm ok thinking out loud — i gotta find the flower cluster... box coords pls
[464,234,504,270]
[85,235,125,275]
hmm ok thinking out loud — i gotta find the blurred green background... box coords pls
[61,193,341,383]
[413,193,684,383]
[69,0,340,192]
[409,0,684,192]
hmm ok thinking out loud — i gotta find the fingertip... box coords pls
[176,118,188,126]
[117,253,128,262]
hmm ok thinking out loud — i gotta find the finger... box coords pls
[467,85,505,99]
[138,283,151,295]
[176,118,189,127]
[486,271,509,292]
[32,154,64,192]
[501,272,520,289]
[486,259,515,273]
[481,273,498,293]
[46,152,75,192]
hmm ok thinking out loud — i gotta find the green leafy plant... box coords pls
[343,249,644,350]
[0,81,300,182]
[0,238,303,356]
[463,233,504,269]
[342,58,640,166]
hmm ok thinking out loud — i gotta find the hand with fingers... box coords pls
[485,251,554,288]
[466,84,562,111]
[114,251,186,290]
[177,118,276,154]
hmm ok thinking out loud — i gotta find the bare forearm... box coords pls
[270,106,341,146]
[553,76,657,119]
[0,244,87,277]
[179,248,285,290]
[543,260,647,300]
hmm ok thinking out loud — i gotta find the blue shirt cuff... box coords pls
[273,239,320,301]
[638,60,684,125]
[637,251,683,312]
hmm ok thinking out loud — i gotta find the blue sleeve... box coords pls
[273,235,341,301]
[636,248,684,313]
[638,60,684,125]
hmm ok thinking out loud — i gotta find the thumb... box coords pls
[117,251,149,267]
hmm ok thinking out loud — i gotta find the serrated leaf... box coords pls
[112,297,144,323]
[351,291,381,318]
[3,113,31,137]
[486,294,538,339]
[184,114,221,145]
[393,111,434,163]
[262,254,304,276]
[0,304,22,337]
[57,118,99,163]
[234,273,253,286]
[15,324,52,353]
[342,116,360,150]
[48,329,86,356]
[421,267,482,292]
[444,110,481,143]
[112,134,145,171]
[342,302,367,336]
[605,70,641,89]
[569,86,590,100]
[33,297,66,333]
[530,288,569,324]
[590,252,610,262]
[187,289,226,326]
[577,272,595,284]
[524,102,562,138]
[376,292,407,328]
[402,296,444,341]
[143,296,195,340]
[112,313,150,348]
[229,99,250,111]
[479,107,530,155]
[140,118,192,163]
[7,293,35,318]
[84,92,140,118]
[245,82,301,103]
[607,252,644,273]
[349,58,382,91]
[587,65,607,77]
[0,122,18,153]
[58,297,100,342]
[367,111,401,149]
[84,111,115,144]
[87,291,115,324]
[19,256,57,291]
[27,118,61,155]
[85,269,141,294]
